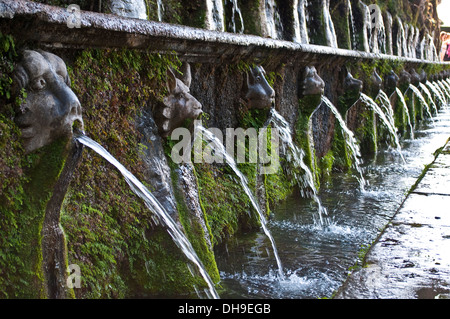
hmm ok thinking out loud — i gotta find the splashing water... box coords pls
[419,82,438,116]
[395,88,414,139]
[265,108,330,227]
[193,125,285,279]
[360,93,406,163]
[76,134,219,299]
[321,96,366,189]
[408,84,434,121]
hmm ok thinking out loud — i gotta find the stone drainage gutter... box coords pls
[1,0,449,66]
[335,138,450,299]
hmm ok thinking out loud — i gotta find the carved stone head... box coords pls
[399,70,411,86]
[244,65,275,109]
[370,70,382,96]
[419,69,427,83]
[12,50,83,154]
[344,72,363,94]
[155,63,202,138]
[384,70,399,95]
[409,69,420,86]
[338,70,363,114]
[300,66,325,97]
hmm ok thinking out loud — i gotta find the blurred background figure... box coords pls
[440,32,450,61]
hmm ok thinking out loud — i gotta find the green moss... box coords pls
[0,33,73,298]
[167,157,220,284]
[296,95,322,188]
[62,48,214,298]
[0,134,70,298]
[239,0,263,36]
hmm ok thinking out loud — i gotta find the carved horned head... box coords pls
[155,63,202,138]
[244,65,275,109]
[12,50,83,154]
[300,66,325,97]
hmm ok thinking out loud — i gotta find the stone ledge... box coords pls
[1,0,450,65]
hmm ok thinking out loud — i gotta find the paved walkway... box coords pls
[335,138,450,299]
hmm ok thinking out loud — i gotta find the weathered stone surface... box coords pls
[12,50,83,153]
[336,141,450,299]
[244,65,275,109]
[154,63,202,138]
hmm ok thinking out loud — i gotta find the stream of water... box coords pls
[419,82,438,115]
[395,88,415,139]
[76,134,219,299]
[215,105,450,299]
[266,108,330,227]
[408,84,434,120]
[321,96,365,189]
[194,125,285,279]
[362,92,405,163]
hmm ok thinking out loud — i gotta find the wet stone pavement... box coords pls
[335,139,450,299]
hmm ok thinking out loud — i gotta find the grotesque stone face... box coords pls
[300,66,325,97]
[155,63,202,138]
[12,50,83,154]
[244,65,275,109]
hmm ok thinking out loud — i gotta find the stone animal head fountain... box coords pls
[10,49,84,299]
[244,65,275,109]
[409,69,420,86]
[337,70,363,116]
[12,50,84,154]
[384,70,399,96]
[419,69,427,84]
[298,66,325,116]
[398,70,411,92]
[369,70,383,98]
[155,63,202,138]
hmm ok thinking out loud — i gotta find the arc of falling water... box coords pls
[408,84,434,121]
[394,87,414,139]
[321,96,366,189]
[360,92,406,164]
[426,80,446,108]
[76,134,220,299]
[375,90,396,127]
[193,125,285,279]
[266,108,330,227]
[419,82,438,116]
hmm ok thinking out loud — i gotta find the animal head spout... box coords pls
[156,63,202,138]
[344,71,363,94]
[244,65,275,109]
[384,70,399,91]
[12,50,84,154]
[300,66,325,97]
[371,70,382,93]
